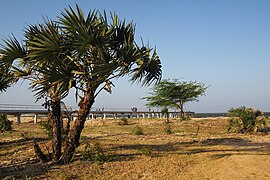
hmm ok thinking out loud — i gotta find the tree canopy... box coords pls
[0,5,162,164]
[144,79,208,117]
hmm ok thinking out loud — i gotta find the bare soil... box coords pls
[1,116,270,179]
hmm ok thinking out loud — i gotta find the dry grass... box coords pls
[1,116,270,179]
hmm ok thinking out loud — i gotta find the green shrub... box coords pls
[133,125,144,135]
[164,124,173,134]
[227,106,267,133]
[0,114,12,132]
[81,142,111,163]
[118,117,128,125]
[140,146,153,156]
[181,116,191,121]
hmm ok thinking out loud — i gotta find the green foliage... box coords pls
[144,79,208,117]
[0,69,17,93]
[0,5,162,101]
[133,125,144,135]
[81,142,111,163]
[140,146,153,156]
[0,114,12,132]
[118,118,129,125]
[39,120,53,139]
[164,124,173,134]
[181,116,191,121]
[227,106,267,133]
[0,4,162,164]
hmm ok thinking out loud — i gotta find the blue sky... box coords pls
[0,0,270,113]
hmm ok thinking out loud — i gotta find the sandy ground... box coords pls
[1,117,270,179]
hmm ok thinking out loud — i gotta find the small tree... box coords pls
[144,79,208,118]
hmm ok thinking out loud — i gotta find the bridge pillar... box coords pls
[34,114,38,123]
[17,114,21,124]
[90,113,94,119]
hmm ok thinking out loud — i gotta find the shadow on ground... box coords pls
[2,136,270,178]
[0,160,48,179]
[109,137,270,158]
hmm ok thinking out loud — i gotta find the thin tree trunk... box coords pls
[50,98,62,161]
[60,92,94,164]
[166,112,169,123]
[180,102,184,118]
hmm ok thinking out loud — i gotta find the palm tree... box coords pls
[0,32,66,161]
[0,5,162,164]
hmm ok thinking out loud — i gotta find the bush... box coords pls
[164,124,173,134]
[181,116,191,121]
[81,142,111,163]
[0,114,12,132]
[118,118,128,125]
[140,146,153,156]
[227,106,267,133]
[133,125,144,135]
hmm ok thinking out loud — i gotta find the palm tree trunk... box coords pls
[50,98,62,161]
[60,92,94,164]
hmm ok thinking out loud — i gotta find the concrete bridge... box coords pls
[0,104,48,124]
[0,104,183,124]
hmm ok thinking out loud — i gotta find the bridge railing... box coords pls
[0,104,150,112]
[0,104,45,111]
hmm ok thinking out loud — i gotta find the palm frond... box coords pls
[0,35,26,67]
